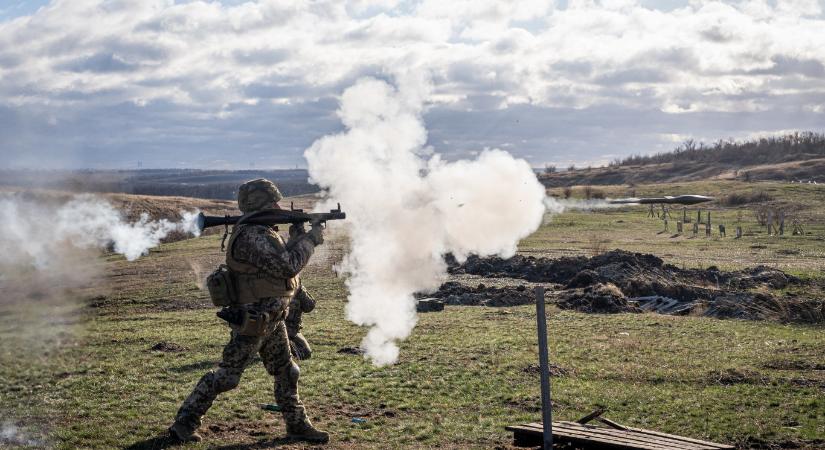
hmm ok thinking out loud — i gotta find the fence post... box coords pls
[535,287,553,450]
[706,211,711,237]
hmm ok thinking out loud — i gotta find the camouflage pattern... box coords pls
[172,213,322,438]
[286,286,316,360]
[237,178,283,213]
[231,223,316,279]
[174,309,305,429]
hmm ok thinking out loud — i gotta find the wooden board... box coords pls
[506,421,735,449]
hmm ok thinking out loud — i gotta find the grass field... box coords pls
[1,181,824,449]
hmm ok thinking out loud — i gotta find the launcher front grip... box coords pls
[196,206,346,233]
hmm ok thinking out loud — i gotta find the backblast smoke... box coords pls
[0,192,201,349]
[304,73,546,366]
[2,193,201,267]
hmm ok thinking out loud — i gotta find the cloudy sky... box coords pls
[1,0,824,169]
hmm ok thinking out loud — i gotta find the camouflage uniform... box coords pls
[171,179,326,443]
[286,286,316,360]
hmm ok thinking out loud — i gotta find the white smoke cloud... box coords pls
[305,73,546,365]
[1,193,201,268]
[1,421,43,448]
[544,197,621,213]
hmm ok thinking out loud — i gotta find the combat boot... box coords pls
[168,421,203,443]
[286,420,329,444]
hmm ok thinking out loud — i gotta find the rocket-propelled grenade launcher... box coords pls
[196,203,346,233]
[608,195,714,205]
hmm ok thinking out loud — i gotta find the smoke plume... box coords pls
[1,421,44,448]
[305,74,546,365]
[0,192,202,349]
[1,193,201,268]
[544,197,620,214]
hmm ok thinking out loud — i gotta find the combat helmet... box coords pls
[237,178,283,213]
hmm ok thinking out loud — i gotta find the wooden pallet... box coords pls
[506,421,735,449]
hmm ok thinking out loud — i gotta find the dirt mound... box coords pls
[421,281,534,307]
[449,250,822,323]
[559,283,642,314]
[453,254,588,283]
[337,346,365,355]
[699,293,825,323]
[150,342,188,352]
[454,250,799,296]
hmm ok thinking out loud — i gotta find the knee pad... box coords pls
[288,362,300,385]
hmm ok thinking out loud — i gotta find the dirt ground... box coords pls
[431,250,825,323]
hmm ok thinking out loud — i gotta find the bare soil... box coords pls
[438,250,825,323]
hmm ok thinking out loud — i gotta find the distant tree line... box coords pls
[119,181,318,200]
[0,169,320,200]
[611,132,825,167]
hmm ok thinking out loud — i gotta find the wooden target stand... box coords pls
[506,288,734,450]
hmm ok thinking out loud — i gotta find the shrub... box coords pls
[721,190,772,206]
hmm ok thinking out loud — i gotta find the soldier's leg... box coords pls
[260,321,328,442]
[260,320,306,424]
[285,302,311,360]
[172,331,260,437]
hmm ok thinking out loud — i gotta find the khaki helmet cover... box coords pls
[237,178,283,213]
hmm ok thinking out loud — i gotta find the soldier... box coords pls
[168,178,328,444]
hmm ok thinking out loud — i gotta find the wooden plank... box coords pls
[521,421,732,449]
[553,422,718,450]
[598,417,629,430]
[509,424,665,450]
[520,424,680,450]
[548,422,712,450]
[510,422,730,450]
[510,423,691,450]
[624,426,735,450]
[576,408,606,424]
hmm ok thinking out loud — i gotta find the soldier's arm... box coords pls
[233,226,316,278]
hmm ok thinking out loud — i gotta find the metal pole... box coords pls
[535,286,553,449]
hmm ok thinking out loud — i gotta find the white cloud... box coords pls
[0,0,823,168]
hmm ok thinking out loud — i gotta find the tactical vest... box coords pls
[226,223,299,304]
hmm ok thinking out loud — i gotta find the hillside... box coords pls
[541,132,825,187]
[541,158,825,187]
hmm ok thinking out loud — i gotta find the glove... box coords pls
[288,223,306,240]
[307,222,324,245]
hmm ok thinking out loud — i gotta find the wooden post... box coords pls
[664,219,669,232]
[706,211,711,237]
[736,226,743,239]
[677,221,683,233]
[693,222,699,236]
[683,207,687,224]
[697,210,701,224]
[534,287,553,450]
